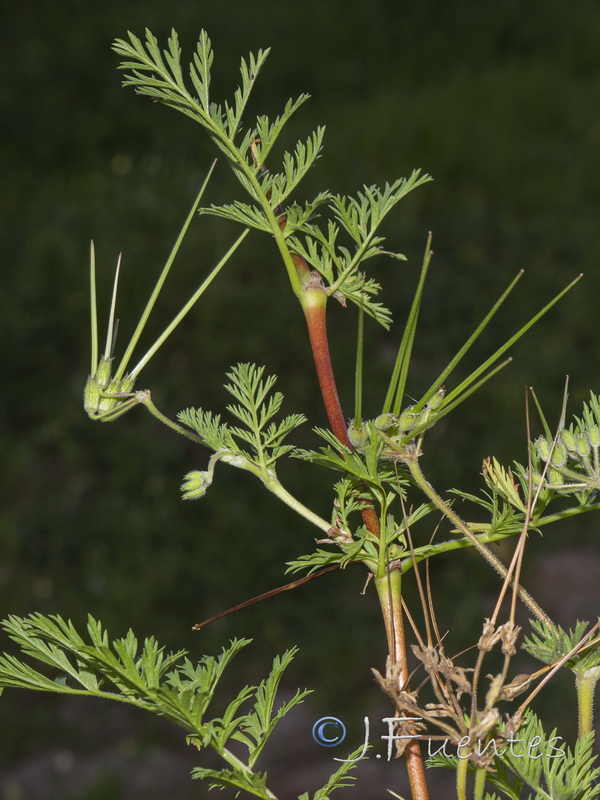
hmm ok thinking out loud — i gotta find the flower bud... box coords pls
[415,407,431,428]
[589,425,600,448]
[426,387,445,411]
[398,406,418,431]
[576,433,591,458]
[550,442,567,468]
[97,378,122,413]
[83,375,102,416]
[547,468,564,487]
[95,357,113,390]
[374,413,398,433]
[347,420,370,450]
[560,429,577,453]
[181,470,213,500]
[119,374,136,394]
[534,436,551,462]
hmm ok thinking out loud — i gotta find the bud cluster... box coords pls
[181,469,213,500]
[347,388,445,462]
[532,425,600,493]
[84,356,136,421]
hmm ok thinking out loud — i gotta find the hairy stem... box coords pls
[576,668,600,738]
[407,458,550,623]
[456,753,469,800]
[375,572,430,800]
[474,765,487,800]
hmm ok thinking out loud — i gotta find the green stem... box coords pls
[474,766,486,800]
[456,753,469,800]
[374,572,430,800]
[575,668,600,738]
[392,501,600,573]
[264,477,338,537]
[415,270,524,414]
[407,458,550,623]
[140,394,206,445]
[440,273,582,411]
[219,746,279,800]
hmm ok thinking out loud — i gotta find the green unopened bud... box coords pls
[97,377,123,413]
[589,425,600,448]
[550,442,567,468]
[181,470,213,500]
[119,374,136,394]
[426,387,445,411]
[415,407,431,428]
[397,406,418,431]
[560,429,577,453]
[95,356,113,390]
[547,468,564,487]
[576,433,591,458]
[83,375,102,416]
[347,419,370,450]
[535,436,551,462]
[374,413,398,433]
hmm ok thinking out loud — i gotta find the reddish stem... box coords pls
[294,244,426,799]
[301,290,349,445]
[301,287,381,537]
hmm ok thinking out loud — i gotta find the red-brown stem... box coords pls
[294,252,427,799]
[300,286,381,537]
[376,573,430,800]
[301,289,349,444]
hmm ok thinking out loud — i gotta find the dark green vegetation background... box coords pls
[1,1,599,797]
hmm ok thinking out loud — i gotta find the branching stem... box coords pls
[407,458,550,622]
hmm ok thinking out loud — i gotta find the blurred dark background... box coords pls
[2,0,600,797]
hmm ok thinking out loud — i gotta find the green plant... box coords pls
[2,27,599,800]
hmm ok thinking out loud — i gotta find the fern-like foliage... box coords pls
[429,712,600,800]
[296,424,408,491]
[0,613,365,800]
[113,29,268,167]
[450,456,533,539]
[286,453,432,576]
[112,29,323,222]
[492,713,600,800]
[523,619,600,675]
[286,171,432,328]
[179,363,305,491]
[112,29,430,330]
